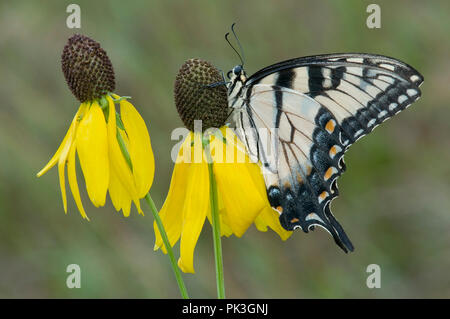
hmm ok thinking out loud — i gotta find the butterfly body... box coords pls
[226,53,423,252]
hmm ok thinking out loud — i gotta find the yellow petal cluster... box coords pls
[37,95,154,219]
[154,127,291,273]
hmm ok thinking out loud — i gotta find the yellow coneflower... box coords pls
[154,59,291,274]
[37,34,154,219]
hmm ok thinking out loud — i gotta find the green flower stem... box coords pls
[204,142,226,299]
[116,129,133,169]
[144,193,189,299]
[114,111,189,299]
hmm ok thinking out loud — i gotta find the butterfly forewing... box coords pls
[231,53,423,252]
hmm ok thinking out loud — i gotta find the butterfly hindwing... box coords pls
[235,85,352,251]
[230,53,423,252]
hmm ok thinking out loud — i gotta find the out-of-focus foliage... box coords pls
[0,0,449,298]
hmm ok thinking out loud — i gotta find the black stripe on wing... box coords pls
[247,53,424,87]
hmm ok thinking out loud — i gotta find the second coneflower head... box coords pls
[37,34,154,219]
[174,58,229,131]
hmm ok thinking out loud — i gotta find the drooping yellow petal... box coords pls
[117,128,133,216]
[154,136,192,253]
[54,104,89,213]
[121,197,132,217]
[108,168,123,212]
[76,102,109,207]
[206,193,233,237]
[249,169,293,240]
[57,120,76,213]
[254,207,292,240]
[219,213,234,237]
[120,100,155,198]
[108,163,132,216]
[37,103,87,177]
[108,127,132,216]
[214,126,292,240]
[177,160,210,274]
[106,96,142,215]
[242,148,293,240]
[67,140,89,220]
[210,131,266,237]
[212,163,266,237]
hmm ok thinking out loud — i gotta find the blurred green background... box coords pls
[0,0,449,298]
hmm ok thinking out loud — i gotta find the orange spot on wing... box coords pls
[329,146,337,156]
[290,218,299,223]
[324,167,334,180]
[276,206,283,213]
[325,120,335,133]
[320,191,327,199]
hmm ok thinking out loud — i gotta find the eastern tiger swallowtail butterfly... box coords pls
[225,27,424,252]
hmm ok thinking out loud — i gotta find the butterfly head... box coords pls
[227,65,246,82]
[226,65,247,103]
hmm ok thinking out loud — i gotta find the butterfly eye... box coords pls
[233,65,242,75]
[227,70,232,79]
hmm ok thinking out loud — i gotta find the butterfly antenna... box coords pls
[225,31,244,66]
[231,23,245,66]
